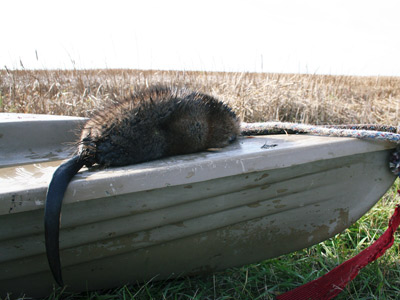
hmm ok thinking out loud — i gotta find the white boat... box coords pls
[0,113,397,297]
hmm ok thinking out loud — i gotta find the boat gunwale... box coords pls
[0,134,397,216]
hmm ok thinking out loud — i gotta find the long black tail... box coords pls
[45,155,85,287]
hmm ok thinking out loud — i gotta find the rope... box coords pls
[240,122,400,144]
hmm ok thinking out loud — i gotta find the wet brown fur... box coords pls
[78,85,240,167]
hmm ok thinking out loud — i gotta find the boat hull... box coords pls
[0,114,396,297]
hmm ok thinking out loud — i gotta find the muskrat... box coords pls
[45,86,240,286]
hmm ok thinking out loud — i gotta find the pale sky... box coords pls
[1,0,400,76]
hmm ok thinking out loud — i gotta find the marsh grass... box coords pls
[1,69,399,125]
[1,69,400,299]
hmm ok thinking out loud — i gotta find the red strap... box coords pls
[277,204,400,300]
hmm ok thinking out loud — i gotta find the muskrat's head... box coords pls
[206,100,240,148]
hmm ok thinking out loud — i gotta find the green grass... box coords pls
[30,179,399,300]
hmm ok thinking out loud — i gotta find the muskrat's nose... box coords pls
[228,135,237,143]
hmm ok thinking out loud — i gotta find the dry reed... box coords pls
[1,69,399,126]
